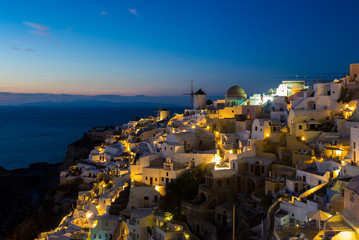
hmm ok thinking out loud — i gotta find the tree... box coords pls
[161,163,211,219]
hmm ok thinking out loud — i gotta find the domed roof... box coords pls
[226,85,246,99]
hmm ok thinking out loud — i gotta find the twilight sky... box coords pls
[1,0,359,96]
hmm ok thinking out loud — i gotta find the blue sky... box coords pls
[1,0,359,96]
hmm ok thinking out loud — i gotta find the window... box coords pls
[260,128,262,132]
[162,177,164,181]
[354,142,356,149]
[226,179,230,185]
[94,234,97,239]
[145,177,148,180]
[299,125,302,130]
[154,196,158,202]
[155,178,158,182]
[99,234,101,239]
[171,147,173,150]
[166,172,169,176]
[144,196,149,200]
[164,147,167,150]
[232,163,235,169]
[355,151,356,162]
[351,191,355,202]
[255,126,258,131]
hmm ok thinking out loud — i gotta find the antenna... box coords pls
[183,80,194,108]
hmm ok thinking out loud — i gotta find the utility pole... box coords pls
[233,204,235,240]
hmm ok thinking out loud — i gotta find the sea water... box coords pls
[0,106,184,170]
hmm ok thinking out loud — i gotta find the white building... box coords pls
[142,158,188,186]
[251,119,280,140]
[90,215,119,240]
[351,127,359,165]
[127,186,160,209]
[126,209,154,240]
[194,89,206,110]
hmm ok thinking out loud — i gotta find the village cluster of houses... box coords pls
[38,63,359,240]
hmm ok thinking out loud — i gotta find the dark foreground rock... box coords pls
[0,163,62,240]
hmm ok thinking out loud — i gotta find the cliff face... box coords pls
[62,132,103,170]
[0,132,102,240]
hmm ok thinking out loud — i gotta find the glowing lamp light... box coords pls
[213,155,221,165]
[229,150,233,154]
[301,136,305,141]
[86,212,93,219]
[191,125,195,129]
[265,133,270,137]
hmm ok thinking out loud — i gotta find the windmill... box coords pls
[183,80,194,108]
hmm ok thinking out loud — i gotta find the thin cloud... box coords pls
[49,38,61,46]
[129,9,139,17]
[10,47,35,52]
[23,21,50,37]
[101,11,108,15]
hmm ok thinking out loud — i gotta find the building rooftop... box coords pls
[195,88,206,95]
[346,175,359,194]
